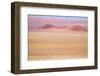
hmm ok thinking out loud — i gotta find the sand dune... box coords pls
[30,24,87,32]
[28,31,88,60]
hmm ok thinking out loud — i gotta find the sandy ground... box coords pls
[28,31,88,60]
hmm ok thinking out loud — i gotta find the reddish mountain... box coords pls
[32,24,87,32]
[70,25,87,31]
[38,24,56,29]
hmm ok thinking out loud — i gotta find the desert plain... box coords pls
[28,31,88,60]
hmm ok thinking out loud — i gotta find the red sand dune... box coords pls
[31,24,87,32]
[38,24,56,29]
[70,25,87,31]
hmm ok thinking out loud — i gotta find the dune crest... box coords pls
[30,24,87,32]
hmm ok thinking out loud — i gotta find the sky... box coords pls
[28,15,88,31]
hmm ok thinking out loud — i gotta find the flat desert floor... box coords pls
[28,31,88,60]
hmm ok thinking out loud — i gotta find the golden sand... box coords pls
[28,31,88,60]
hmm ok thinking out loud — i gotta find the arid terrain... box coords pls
[28,31,88,60]
[28,15,88,60]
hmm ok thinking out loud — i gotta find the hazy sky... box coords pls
[28,15,88,29]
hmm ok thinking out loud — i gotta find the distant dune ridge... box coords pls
[70,25,87,31]
[29,24,87,32]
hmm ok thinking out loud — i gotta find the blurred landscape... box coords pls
[28,15,88,60]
